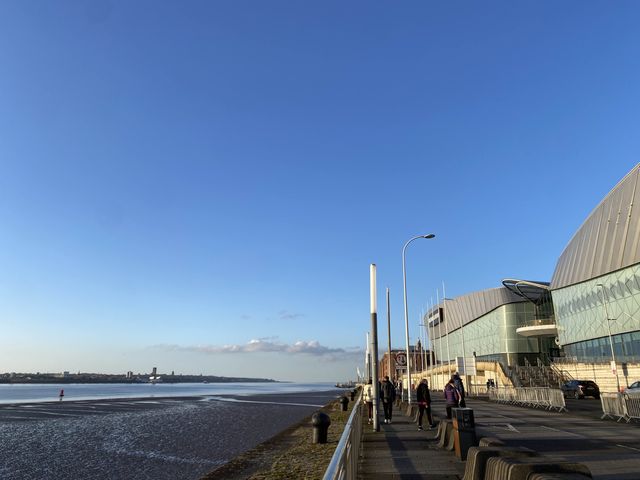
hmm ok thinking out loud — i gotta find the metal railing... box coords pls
[322,390,363,480]
[601,392,640,423]
[488,386,567,412]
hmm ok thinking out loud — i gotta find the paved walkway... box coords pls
[358,394,640,480]
[357,399,465,479]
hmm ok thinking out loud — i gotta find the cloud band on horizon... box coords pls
[151,339,363,361]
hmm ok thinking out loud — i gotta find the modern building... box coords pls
[550,164,640,364]
[426,286,551,367]
[425,164,640,373]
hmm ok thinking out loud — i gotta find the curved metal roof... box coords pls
[427,286,524,339]
[502,279,550,304]
[551,164,640,289]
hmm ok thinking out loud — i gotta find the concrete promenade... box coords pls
[358,394,640,479]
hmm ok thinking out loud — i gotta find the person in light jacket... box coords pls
[363,379,374,424]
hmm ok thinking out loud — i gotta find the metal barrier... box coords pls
[625,393,640,421]
[600,393,627,422]
[322,390,363,480]
[488,387,566,412]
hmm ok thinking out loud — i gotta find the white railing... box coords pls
[322,390,363,480]
[488,386,566,412]
[600,393,627,422]
[602,392,640,423]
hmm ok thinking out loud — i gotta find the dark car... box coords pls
[561,380,600,399]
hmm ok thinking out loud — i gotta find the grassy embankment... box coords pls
[202,392,359,480]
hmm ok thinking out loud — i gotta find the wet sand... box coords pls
[0,389,343,480]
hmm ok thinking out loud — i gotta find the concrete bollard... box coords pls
[340,396,349,411]
[484,457,592,480]
[311,412,331,444]
[463,446,538,480]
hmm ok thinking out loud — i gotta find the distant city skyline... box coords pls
[2,2,640,381]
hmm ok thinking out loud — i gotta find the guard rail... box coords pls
[322,390,363,480]
[488,386,566,412]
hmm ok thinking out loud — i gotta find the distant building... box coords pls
[378,341,431,381]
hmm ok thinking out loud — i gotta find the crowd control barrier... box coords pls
[488,387,566,412]
[322,390,363,480]
[601,392,640,423]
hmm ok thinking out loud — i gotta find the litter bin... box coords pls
[452,408,476,460]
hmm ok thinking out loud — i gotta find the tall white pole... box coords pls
[402,235,435,403]
[386,288,392,381]
[429,296,435,373]
[370,264,380,431]
[445,281,466,378]
[421,308,427,373]
[597,284,621,393]
[437,291,444,390]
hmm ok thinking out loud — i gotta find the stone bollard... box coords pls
[312,412,331,444]
[340,396,349,411]
[350,390,355,401]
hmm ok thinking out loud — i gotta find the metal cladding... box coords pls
[429,287,523,337]
[552,164,640,290]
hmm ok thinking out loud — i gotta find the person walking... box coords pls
[416,378,436,430]
[444,378,460,419]
[59,389,64,402]
[453,372,466,407]
[363,379,374,424]
[380,376,396,424]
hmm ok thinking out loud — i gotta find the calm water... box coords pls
[0,382,336,403]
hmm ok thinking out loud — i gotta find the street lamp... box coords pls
[596,283,622,393]
[402,233,435,404]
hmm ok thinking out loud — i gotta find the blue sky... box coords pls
[1,1,640,381]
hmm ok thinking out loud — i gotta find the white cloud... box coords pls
[278,310,305,320]
[152,338,363,362]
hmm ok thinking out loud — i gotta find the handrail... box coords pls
[322,389,363,480]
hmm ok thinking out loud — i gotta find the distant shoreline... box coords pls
[0,377,279,385]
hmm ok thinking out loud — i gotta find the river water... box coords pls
[0,383,344,480]
[0,381,335,403]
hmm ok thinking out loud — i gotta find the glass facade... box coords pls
[563,331,640,363]
[434,302,540,366]
[551,263,640,349]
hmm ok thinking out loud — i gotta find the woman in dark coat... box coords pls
[416,379,436,430]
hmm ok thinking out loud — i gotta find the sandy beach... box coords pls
[0,389,342,480]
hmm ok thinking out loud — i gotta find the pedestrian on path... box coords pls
[444,379,460,419]
[363,379,374,424]
[453,372,466,407]
[416,378,436,430]
[59,389,64,402]
[380,376,396,424]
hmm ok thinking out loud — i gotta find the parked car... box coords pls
[561,380,600,399]
[624,381,640,394]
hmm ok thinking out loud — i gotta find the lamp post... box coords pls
[402,233,435,404]
[597,283,622,393]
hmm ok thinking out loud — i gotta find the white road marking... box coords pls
[616,444,640,452]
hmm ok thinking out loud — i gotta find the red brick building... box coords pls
[378,340,432,381]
